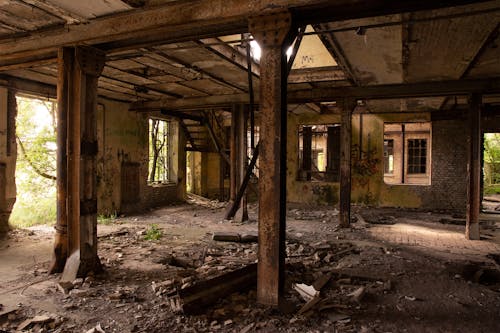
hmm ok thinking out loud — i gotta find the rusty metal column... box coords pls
[61,46,105,281]
[466,93,481,240]
[339,99,356,228]
[249,10,295,306]
[50,47,72,274]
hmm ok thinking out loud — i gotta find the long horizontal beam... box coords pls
[0,75,56,97]
[130,78,500,111]
[0,0,488,67]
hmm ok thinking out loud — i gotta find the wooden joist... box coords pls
[130,77,500,111]
[0,0,489,67]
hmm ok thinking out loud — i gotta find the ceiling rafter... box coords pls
[148,46,248,93]
[313,23,361,86]
[440,22,500,110]
[13,0,87,24]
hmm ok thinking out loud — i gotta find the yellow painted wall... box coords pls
[287,110,431,208]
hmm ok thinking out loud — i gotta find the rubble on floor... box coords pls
[1,204,499,332]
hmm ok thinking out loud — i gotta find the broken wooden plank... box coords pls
[167,263,257,314]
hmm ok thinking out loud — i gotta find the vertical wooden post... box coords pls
[339,99,356,228]
[466,93,481,240]
[54,46,105,280]
[327,126,341,182]
[238,105,249,221]
[50,48,72,273]
[229,105,240,203]
[302,126,312,181]
[249,10,295,307]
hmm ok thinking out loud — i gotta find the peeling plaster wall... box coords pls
[190,152,223,200]
[287,111,468,212]
[96,99,185,215]
[0,88,16,233]
[287,112,340,205]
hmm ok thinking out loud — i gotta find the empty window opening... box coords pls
[148,119,170,184]
[384,139,394,174]
[383,122,431,185]
[483,133,500,212]
[298,124,340,182]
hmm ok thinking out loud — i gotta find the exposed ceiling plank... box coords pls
[0,58,56,72]
[130,77,500,110]
[0,0,488,66]
[148,47,247,93]
[313,24,360,85]
[15,0,87,24]
[199,38,260,77]
[440,22,500,110]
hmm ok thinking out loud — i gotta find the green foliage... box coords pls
[144,224,163,241]
[10,97,57,228]
[484,134,500,186]
[484,185,500,195]
[97,212,117,225]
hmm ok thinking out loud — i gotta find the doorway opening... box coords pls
[10,95,57,228]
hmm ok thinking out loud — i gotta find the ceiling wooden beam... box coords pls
[130,77,500,110]
[0,74,56,97]
[16,0,88,24]
[288,66,346,83]
[0,0,489,67]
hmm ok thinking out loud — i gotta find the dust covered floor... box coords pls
[1,197,500,333]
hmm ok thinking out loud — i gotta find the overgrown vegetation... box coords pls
[484,133,500,195]
[97,212,118,225]
[144,224,163,241]
[10,97,57,228]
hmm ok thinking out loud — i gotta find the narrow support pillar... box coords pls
[50,48,72,273]
[466,93,481,240]
[249,10,295,307]
[229,105,240,202]
[302,126,312,181]
[238,105,249,222]
[52,46,105,279]
[339,99,356,228]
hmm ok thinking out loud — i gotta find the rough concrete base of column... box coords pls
[466,223,480,240]
[0,213,10,237]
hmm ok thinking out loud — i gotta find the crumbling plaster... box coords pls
[96,98,186,215]
[287,110,467,212]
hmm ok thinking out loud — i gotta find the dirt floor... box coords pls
[1,196,500,333]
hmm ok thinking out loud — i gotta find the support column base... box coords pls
[466,223,480,240]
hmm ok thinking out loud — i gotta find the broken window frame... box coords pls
[383,122,431,186]
[298,124,340,182]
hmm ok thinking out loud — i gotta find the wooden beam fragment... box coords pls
[167,264,257,314]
